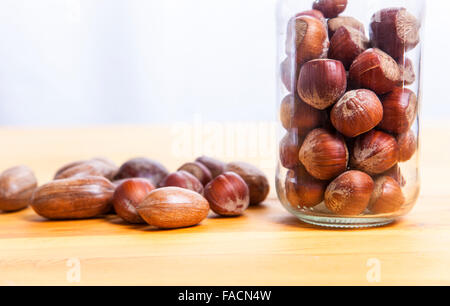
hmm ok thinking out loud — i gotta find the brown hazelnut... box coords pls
[137,187,210,229]
[280,57,300,93]
[280,94,324,132]
[286,16,328,65]
[397,130,417,162]
[114,158,169,187]
[369,176,405,214]
[379,87,417,134]
[295,9,326,23]
[195,156,225,179]
[297,59,347,110]
[327,16,365,38]
[328,26,370,70]
[331,89,383,138]
[280,132,303,170]
[0,166,38,212]
[31,176,115,220]
[299,128,348,180]
[351,130,399,175]
[225,162,270,205]
[349,48,401,95]
[381,165,406,187]
[313,0,347,18]
[285,165,328,209]
[160,171,204,194]
[178,162,213,186]
[112,178,155,224]
[370,8,420,60]
[325,170,374,215]
[398,57,416,85]
[204,172,250,216]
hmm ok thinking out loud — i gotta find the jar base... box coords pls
[297,215,396,229]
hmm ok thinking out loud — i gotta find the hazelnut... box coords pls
[286,16,328,65]
[381,165,406,187]
[351,130,399,175]
[280,57,300,93]
[178,162,213,186]
[369,176,405,214]
[349,48,401,95]
[297,59,347,110]
[0,166,38,212]
[285,165,328,209]
[114,158,169,187]
[397,130,417,162]
[379,87,417,134]
[195,156,225,179]
[370,8,420,60]
[224,162,270,205]
[137,187,210,229]
[331,89,383,138]
[112,178,155,224]
[31,176,115,220]
[55,159,118,181]
[160,171,204,194]
[328,26,370,70]
[327,16,365,38]
[398,57,416,85]
[295,9,326,23]
[280,132,304,169]
[299,128,348,180]
[204,172,250,216]
[325,170,374,215]
[280,94,324,133]
[313,0,347,18]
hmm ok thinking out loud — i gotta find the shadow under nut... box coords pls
[31,177,115,220]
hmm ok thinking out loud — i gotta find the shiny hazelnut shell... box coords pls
[112,178,155,224]
[280,132,304,169]
[351,130,399,175]
[369,176,405,214]
[349,48,401,95]
[280,57,300,93]
[325,170,374,216]
[297,59,347,110]
[313,0,348,18]
[224,162,270,205]
[195,156,226,179]
[370,8,420,60]
[160,171,204,194]
[299,128,349,180]
[331,89,383,138]
[286,16,329,65]
[328,26,370,70]
[397,130,417,162]
[379,87,417,134]
[280,94,324,132]
[381,165,406,187]
[285,166,328,209]
[327,16,365,38]
[204,172,250,217]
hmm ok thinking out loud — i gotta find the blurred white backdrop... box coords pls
[0,0,447,126]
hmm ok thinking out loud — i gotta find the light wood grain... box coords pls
[0,122,449,286]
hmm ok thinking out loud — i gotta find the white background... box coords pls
[0,0,447,127]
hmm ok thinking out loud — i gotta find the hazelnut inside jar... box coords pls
[276,0,424,228]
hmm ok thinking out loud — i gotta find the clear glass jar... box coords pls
[276,0,426,228]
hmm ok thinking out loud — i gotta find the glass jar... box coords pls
[276,0,426,228]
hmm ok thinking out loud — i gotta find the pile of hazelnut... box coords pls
[0,157,269,229]
[280,0,420,216]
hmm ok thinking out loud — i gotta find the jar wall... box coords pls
[276,0,425,228]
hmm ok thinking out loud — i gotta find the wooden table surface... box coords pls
[0,122,449,286]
